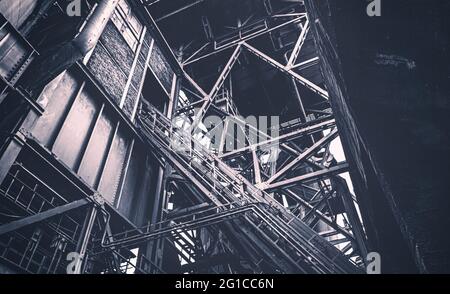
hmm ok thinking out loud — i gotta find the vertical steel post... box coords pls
[74,205,98,274]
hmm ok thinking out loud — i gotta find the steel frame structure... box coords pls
[97,1,368,273]
[97,102,366,273]
[0,0,369,274]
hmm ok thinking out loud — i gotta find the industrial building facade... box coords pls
[0,0,448,274]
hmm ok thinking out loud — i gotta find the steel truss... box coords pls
[116,3,369,272]
[94,105,364,274]
[0,1,369,274]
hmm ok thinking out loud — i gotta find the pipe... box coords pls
[30,0,119,91]
[75,205,98,274]
[73,0,120,55]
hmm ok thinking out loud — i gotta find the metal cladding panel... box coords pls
[116,145,141,218]
[32,71,81,147]
[131,159,153,226]
[29,68,153,216]
[78,111,115,187]
[52,85,100,170]
[27,62,156,219]
[97,127,130,205]
[0,0,38,30]
[0,22,30,82]
[117,144,154,226]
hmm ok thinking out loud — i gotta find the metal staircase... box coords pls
[99,104,363,274]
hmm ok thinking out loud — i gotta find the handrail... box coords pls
[100,104,362,273]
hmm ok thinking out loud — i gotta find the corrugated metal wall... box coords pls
[0,0,39,30]
[2,0,177,227]
[31,65,157,226]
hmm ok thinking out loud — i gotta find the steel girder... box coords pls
[83,1,369,273]
[0,199,90,236]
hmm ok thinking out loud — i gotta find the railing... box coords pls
[0,163,82,242]
[135,253,166,274]
[214,20,269,50]
[100,104,363,274]
[0,163,89,273]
